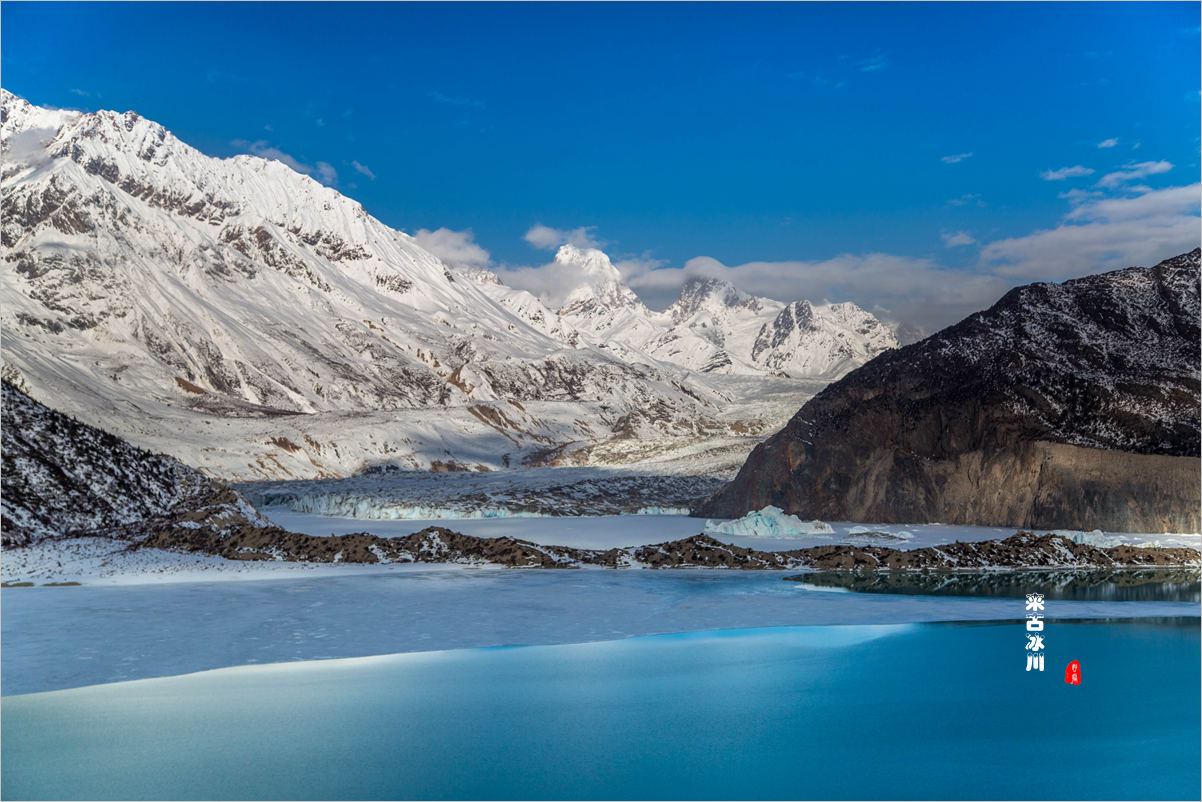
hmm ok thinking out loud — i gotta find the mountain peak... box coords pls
[669,276,763,324]
[554,244,644,311]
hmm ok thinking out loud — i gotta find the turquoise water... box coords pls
[6,570,1198,696]
[791,569,1202,601]
[3,619,1198,800]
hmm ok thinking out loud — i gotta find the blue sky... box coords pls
[3,2,1199,327]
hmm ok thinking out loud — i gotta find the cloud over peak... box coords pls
[523,224,603,251]
[413,227,491,270]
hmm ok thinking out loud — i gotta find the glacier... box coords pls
[704,505,836,538]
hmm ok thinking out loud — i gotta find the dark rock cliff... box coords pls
[0,380,277,546]
[696,250,1202,532]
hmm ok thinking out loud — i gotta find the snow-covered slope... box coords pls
[472,245,898,379]
[0,91,767,478]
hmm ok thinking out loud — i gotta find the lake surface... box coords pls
[4,570,1199,695]
[3,619,1198,800]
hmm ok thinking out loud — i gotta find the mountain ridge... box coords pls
[1,90,894,478]
[471,243,899,379]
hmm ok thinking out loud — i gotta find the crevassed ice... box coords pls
[703,505,835,538]
[274,494,694,521]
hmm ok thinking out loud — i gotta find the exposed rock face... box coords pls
[0,380,276,546]
[697,251,1202,532]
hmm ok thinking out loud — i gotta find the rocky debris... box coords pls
[135,527,1200,571]
[698,250,1202,532]
[137,524,592,568]
[1,380,276,546]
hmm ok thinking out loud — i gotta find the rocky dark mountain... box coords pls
[0,379,279,546]
[697,250,1202,532]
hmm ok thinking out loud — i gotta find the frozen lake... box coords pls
[3,620,1199,800]
[3,568,1198,695]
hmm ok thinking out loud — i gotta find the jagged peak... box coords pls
[0,88,81,139]
[669,275,763,323]
[0,87,26,109]
[554,244,644,311]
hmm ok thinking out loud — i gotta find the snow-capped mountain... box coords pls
[0,91,889,479]
[472,245,898,378]
[1,90,746,478]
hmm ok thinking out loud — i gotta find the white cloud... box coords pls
[3,127,57,168]
[1057,188,1105,205]
[422,179,1198,336]
[980,183,1200,279]
[523,224,602,250]
[1040,165,1095,181]
[494,260,604,308]
[1064,183,1201,223]
[231,139,338,185]
[947,193,985,207]
[351,160,376,181]
[942,231,977,247]
[1097,138,1119,148]
[413,227,491,270]
[941,152,973,164]
[1096,160,1172,188]
[314,162,338,185]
